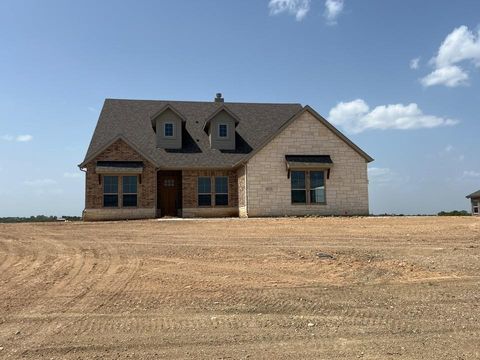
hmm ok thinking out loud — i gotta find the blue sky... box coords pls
[0,0,479,216]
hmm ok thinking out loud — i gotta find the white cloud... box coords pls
[88,106,98,113]
[420,65,468,87]
[269,0,310,21]
[16,134,33,142]
[421,26,480,87]
[324,0,344,25]
[444,144,454,153]
[63,172,82,179]
[463,170,480,178]
[410,57,420,70]
[24,178,57,187]
[328,99,459,133]
[1,134,33,142]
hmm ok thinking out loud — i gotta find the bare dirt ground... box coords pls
[0,217,479,359]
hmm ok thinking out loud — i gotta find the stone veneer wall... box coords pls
[182,169,239,217]
[245,111,369,217]
[83,139,156,221]
[237,166,247,218]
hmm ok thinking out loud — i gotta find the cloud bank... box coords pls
[328,99,459,133]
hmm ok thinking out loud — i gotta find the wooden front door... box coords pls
[157,171,182,217]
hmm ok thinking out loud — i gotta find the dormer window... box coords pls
[219,124,228,138]
[151,104,185,149]
[164,123,174,137]
[203,106,239,151]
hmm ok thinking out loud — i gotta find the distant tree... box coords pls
[61,216,82,221]
[0,215,79,223]
[437,210,470,216]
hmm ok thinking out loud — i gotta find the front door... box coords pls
[157,171,182,217]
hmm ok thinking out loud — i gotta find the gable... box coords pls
[81,137,156,169]
[246,110,371,166]
[150,104,186,131]
[237,107,373,166]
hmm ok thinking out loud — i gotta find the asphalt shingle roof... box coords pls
[467,190,480,199]
[82,99,303,168]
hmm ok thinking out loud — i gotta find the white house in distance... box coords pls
[466,190,480,216]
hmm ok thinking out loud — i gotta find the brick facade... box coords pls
[245,111,369,217]
[83,139,156,220]
[182,169,239,217]
[182,169,238,208]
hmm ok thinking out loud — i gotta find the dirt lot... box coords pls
[0,217,479,359]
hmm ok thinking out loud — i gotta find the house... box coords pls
[79,94,373,220]
[466,190,480,216]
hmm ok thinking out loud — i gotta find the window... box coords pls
[198,177,212,206]
[215,176,228,206]
[291,170,326,204]
[291,171,306,204]
[219,124,228,138]
[122,176,138,207]
[163,179,175,187]
[164,123,174,137]
[310,171,325,203]
[103,176,118,207]
[474,201,479,214]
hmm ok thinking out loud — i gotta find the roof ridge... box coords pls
[104,98,302,106]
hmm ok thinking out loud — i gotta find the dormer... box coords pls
[150,104,186,150]
[203,103,240,151]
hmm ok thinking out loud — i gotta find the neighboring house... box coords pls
[466,190,480,216]
[79,94,373,220]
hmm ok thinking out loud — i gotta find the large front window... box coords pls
[198,177,212,206]
[103,175,138,207]
[215,176,228,206]
[291,170,326,204]
[103,176,118,207]
[197,176,229,207]
[310,171,325,204]
[122,176,138,207]
[291,171,306,204]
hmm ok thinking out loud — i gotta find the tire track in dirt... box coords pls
[18,235,143,354]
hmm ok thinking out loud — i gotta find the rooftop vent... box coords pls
[214,93,224,103]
